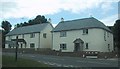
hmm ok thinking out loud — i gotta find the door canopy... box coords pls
[73,38,84,43]
[11,39,26,44]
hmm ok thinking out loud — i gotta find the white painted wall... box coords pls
[40,24,53,48]
[52,28,113,52]
[5,23,53,49]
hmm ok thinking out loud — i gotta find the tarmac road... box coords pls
[2,52,119,68]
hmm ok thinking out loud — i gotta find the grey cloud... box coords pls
[0,1,17,13]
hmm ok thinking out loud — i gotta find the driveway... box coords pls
[2,52,119,67]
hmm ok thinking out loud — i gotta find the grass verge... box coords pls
[2,55,49,67]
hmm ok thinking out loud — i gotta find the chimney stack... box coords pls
[48,18,51,23]
[61,17,64,22]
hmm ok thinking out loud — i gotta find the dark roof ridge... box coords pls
[60,17,94,23]
[14,23,49,29]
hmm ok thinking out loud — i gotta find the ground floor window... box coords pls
[21,44,23,48]
[8,44,11,48]
[30,43,35,48]
[60,44,67,50]
[108,44,110,52]
[85,43,88,49]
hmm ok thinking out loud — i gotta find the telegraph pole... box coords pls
[15,36,18,61]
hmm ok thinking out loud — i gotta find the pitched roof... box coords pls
[6,23,49,36]
[52,17,111,32]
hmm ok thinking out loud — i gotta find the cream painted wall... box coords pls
[5,33,39,48]
[5,23,53,49]
[53,28,113,52]
[40,24,53,48]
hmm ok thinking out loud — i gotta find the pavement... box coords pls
[2,52,119,67]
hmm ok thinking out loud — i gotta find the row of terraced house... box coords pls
[5,17,114,52]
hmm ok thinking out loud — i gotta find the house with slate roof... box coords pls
[52,17,113,52]
[5,23,53,49]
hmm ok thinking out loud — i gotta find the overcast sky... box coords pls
[0,0,119,29]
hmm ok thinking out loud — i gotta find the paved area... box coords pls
[3,52,119,67]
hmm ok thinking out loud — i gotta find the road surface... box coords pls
[3,52,119,67]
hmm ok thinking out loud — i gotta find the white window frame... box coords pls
[85,43,88,49]
[43,33,47,38]
[83,29,88,35]
[60,44,67,50]
[22,34,24,38]
[104,31,106,41]
[30,43,35,48]
[60,31,66,37]
[107,32,109,37]
[30,33,35,38]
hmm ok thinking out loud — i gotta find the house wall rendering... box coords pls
[5,23,53,49]
[52,17,114,52]
[52,28,113,52]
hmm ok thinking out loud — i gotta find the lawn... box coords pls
[2,55,50,67]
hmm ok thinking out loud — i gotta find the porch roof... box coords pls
[11,39,26,44]
[73,38,84,43]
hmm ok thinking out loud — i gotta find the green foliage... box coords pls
[1,21,12,34]
[113,19,120,49]
[1,21,12,48]
[15,15,48,28]
[2,55,50,67]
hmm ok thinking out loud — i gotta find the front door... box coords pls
[74,43,80,51]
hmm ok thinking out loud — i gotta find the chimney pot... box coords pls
[48,18,51,23]
[61,18,64,22]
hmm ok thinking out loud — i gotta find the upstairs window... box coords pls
[22,34,24,38]
[83,29,88,35]
[60,31,66,37]
[60,44,67,50]
[107,32,109,37]
[30,33,35,38]
[104,31,106,41]
[43,33,47,38]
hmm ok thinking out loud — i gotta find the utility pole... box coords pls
[15,36,18,61]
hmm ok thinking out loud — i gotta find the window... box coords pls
[22,34,24,38]
[60,31,66,37]
[104,31,106,41]
[108,44,110,52]
[83,29,88,35]
[43,33,47,38]
[85,43,88,49]
[60,44,67,50]
[8,36,12,40]
[8,44,11,48]
[107,32,109,37]
[30,43,35,48]
[30,33,35,38]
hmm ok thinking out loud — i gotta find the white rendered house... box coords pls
[52,17,113,52]
[5,23,53,49]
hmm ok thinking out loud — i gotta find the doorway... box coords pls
[73,38,84,52]
[74,43,80,51]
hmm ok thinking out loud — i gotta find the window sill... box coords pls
[82,33,88,35]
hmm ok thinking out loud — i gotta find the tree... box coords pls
[23,22,28,26]
[2,30,5,48]
[1,21,12,48]
[1,21,12,34]
[31,15,48,24]
[15,15,48,28]
[113,19,120,50]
